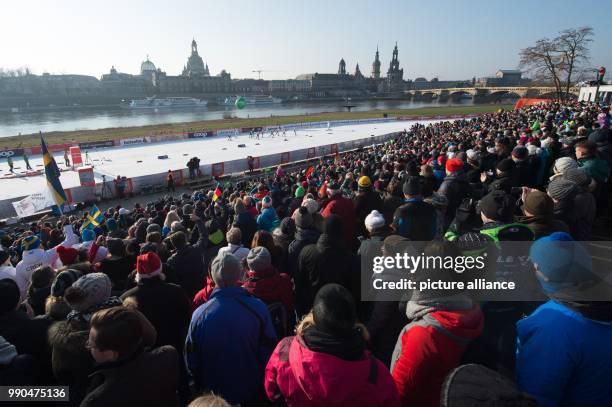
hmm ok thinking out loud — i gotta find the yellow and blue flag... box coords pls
[41,133,67,206]
[81,204,105,231]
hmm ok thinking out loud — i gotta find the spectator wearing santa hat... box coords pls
[57,245,78,267]
[121,252,192,404]
[437,158,470,228]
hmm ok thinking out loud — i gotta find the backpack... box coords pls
[440,364,537,407]
[266,301,289,340]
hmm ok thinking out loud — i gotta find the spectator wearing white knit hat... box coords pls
[358,210,388,258]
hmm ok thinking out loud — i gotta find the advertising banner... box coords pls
[0,148,24,158]
[77,166,95,187]
[119,137,147,146]
[79,140,114,149]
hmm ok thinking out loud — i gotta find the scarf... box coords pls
[301,325,366,361]
[67,297,123,323]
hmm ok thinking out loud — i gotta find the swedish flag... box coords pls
[81,205,105,231]
[41,133,67,206]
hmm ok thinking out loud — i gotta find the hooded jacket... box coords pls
[257,207,281,233]
[265,335,400,407]
[15,225,78,299]
[390,297,484,407]
[242,267,295,315]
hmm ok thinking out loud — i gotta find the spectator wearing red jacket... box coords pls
[242,246,294,316]
[321,181,357,249]
[390,241,484,407]
[265,284,399,406]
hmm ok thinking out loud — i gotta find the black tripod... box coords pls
[100,175,113,200]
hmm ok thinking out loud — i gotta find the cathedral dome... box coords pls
[182,39,209,77]
[140,57,156,74]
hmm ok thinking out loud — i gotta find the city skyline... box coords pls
[2,0,611,81]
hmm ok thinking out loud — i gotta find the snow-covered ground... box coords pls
[0,119,440,201]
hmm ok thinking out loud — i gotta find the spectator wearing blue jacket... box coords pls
[516,232,612,407]
[257,196,280,233]
[185,251,276,406]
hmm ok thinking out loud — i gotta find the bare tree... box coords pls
[520,38,565,100]
[557,27,593,97]
[520,27,593,100]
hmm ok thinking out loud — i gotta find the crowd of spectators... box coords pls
[0,100,610,406]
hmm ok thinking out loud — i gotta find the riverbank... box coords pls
[0,104,511,148]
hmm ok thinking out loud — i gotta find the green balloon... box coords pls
[235,96,246,109]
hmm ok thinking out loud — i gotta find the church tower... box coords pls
[338,58,347,75]
[354,63,364,79]
[386,42,404,84]
[371,46,381,79]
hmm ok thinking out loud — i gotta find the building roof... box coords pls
[497,69,522,74]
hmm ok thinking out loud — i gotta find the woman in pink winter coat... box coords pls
[265,283,400,407]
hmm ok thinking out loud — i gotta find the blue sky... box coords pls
[2,0,610,81]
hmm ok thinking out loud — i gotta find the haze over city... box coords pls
[3,0,611,80]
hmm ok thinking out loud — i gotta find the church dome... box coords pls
[140,57,156,74]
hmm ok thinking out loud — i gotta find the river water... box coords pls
[0,98,485,138]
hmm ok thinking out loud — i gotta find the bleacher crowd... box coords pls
[0,100,611,406]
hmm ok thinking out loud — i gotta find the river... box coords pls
[0,98,493,138]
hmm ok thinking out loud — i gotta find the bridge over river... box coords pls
[405,86,579,102]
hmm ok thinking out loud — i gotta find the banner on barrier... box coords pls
[241,127,263,133]
[12,190,55,218]
[0,148,24,158]
[79,140,114,150]
[216,129,239,138]
[120,137,147,146]
[188,131,215,139]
